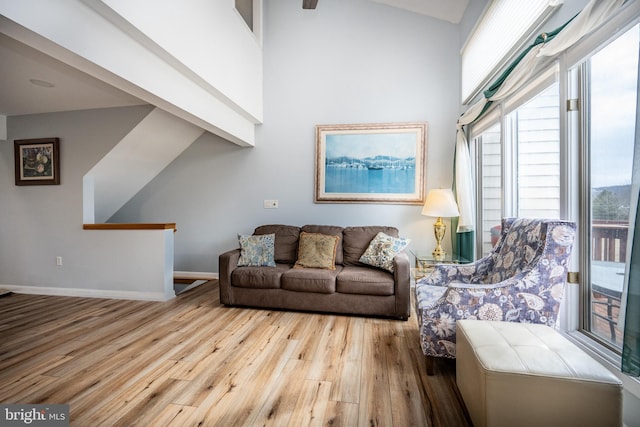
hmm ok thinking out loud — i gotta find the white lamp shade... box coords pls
[421,189,460,218]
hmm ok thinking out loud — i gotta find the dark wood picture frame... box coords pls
[14,138,60,186]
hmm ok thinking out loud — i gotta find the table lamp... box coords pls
[421,189,460,261]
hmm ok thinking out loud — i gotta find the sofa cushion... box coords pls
[282,266,342,294]
[359,232,410,272]
[301,225,344,265]
[294,232,340,270]
[337,266,395,296]
[254,224,301,264]
[237,233,276,267]
[231,263,291,289]
[342,226,399,266]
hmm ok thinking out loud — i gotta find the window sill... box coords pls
[565,330,640,398]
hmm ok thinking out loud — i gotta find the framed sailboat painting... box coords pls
[315,122,427,204]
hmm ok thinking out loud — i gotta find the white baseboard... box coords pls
[173,271,218,280]
[0,284,171,302]
[0,272,218,302]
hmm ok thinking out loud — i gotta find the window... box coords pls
[510,82,561,219]
[476,123,502,256]
[461,0,562,103]
[472,79,560,256]
[472,13,640,356]
[467,3,640,388]
[576,23,639,349]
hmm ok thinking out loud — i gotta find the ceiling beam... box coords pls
[303,0,318,9]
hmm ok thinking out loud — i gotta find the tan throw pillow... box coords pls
[294,231,340,270]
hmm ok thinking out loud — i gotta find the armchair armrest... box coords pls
[433,267,563,326]
[417,267,564,359]
[419,257,492,287]
[219,248,241,305]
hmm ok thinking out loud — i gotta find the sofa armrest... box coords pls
[219,248,241,305]
[393,251,411,319]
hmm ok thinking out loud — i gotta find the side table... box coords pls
[412,267,434,281]
[410,251,470,280]
[411,251,470,268]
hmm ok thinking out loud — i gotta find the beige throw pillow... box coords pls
[294,232,340,270]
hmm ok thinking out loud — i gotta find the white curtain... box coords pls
[454,0,625,233]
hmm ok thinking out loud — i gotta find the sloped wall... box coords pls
[84,108,204,223]
[0,0,262,146]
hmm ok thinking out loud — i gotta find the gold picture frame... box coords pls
[315,122,427,204]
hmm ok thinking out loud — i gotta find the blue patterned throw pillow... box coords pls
[238,233,276,267]
[359,232,410,273]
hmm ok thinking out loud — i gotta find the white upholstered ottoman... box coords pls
[456,320,623,427]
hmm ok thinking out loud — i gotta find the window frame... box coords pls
[467,0,640,399]
[461,0,562,104]
[570,18,640,353]
[471,66,562,256]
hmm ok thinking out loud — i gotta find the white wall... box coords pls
[85,108,204,223]
[0,106,176,300]
[0,0,261,146]
[110,0,462,272]
[0,0,597,286]
[101,0,263,123]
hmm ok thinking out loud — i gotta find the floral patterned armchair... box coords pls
[415,218,576,374]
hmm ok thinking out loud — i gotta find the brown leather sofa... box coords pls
[219,224,411,320]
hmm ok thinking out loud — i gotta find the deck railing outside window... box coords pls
[591,221,627,347]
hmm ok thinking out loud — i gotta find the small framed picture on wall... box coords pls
[14,138,60,186]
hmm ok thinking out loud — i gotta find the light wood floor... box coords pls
[0,282,471,426]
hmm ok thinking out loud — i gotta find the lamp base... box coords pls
[432,246,446,262]
[432,217,447,262]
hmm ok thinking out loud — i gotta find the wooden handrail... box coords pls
[83,223,176,232]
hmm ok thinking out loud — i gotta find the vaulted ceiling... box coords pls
[0,33,143,117]
[304,0,470,23]
[0,0,470,118]
[369,0,469,24]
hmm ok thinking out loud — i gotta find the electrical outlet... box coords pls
[56,256,63,266]
[263,199,279,209]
